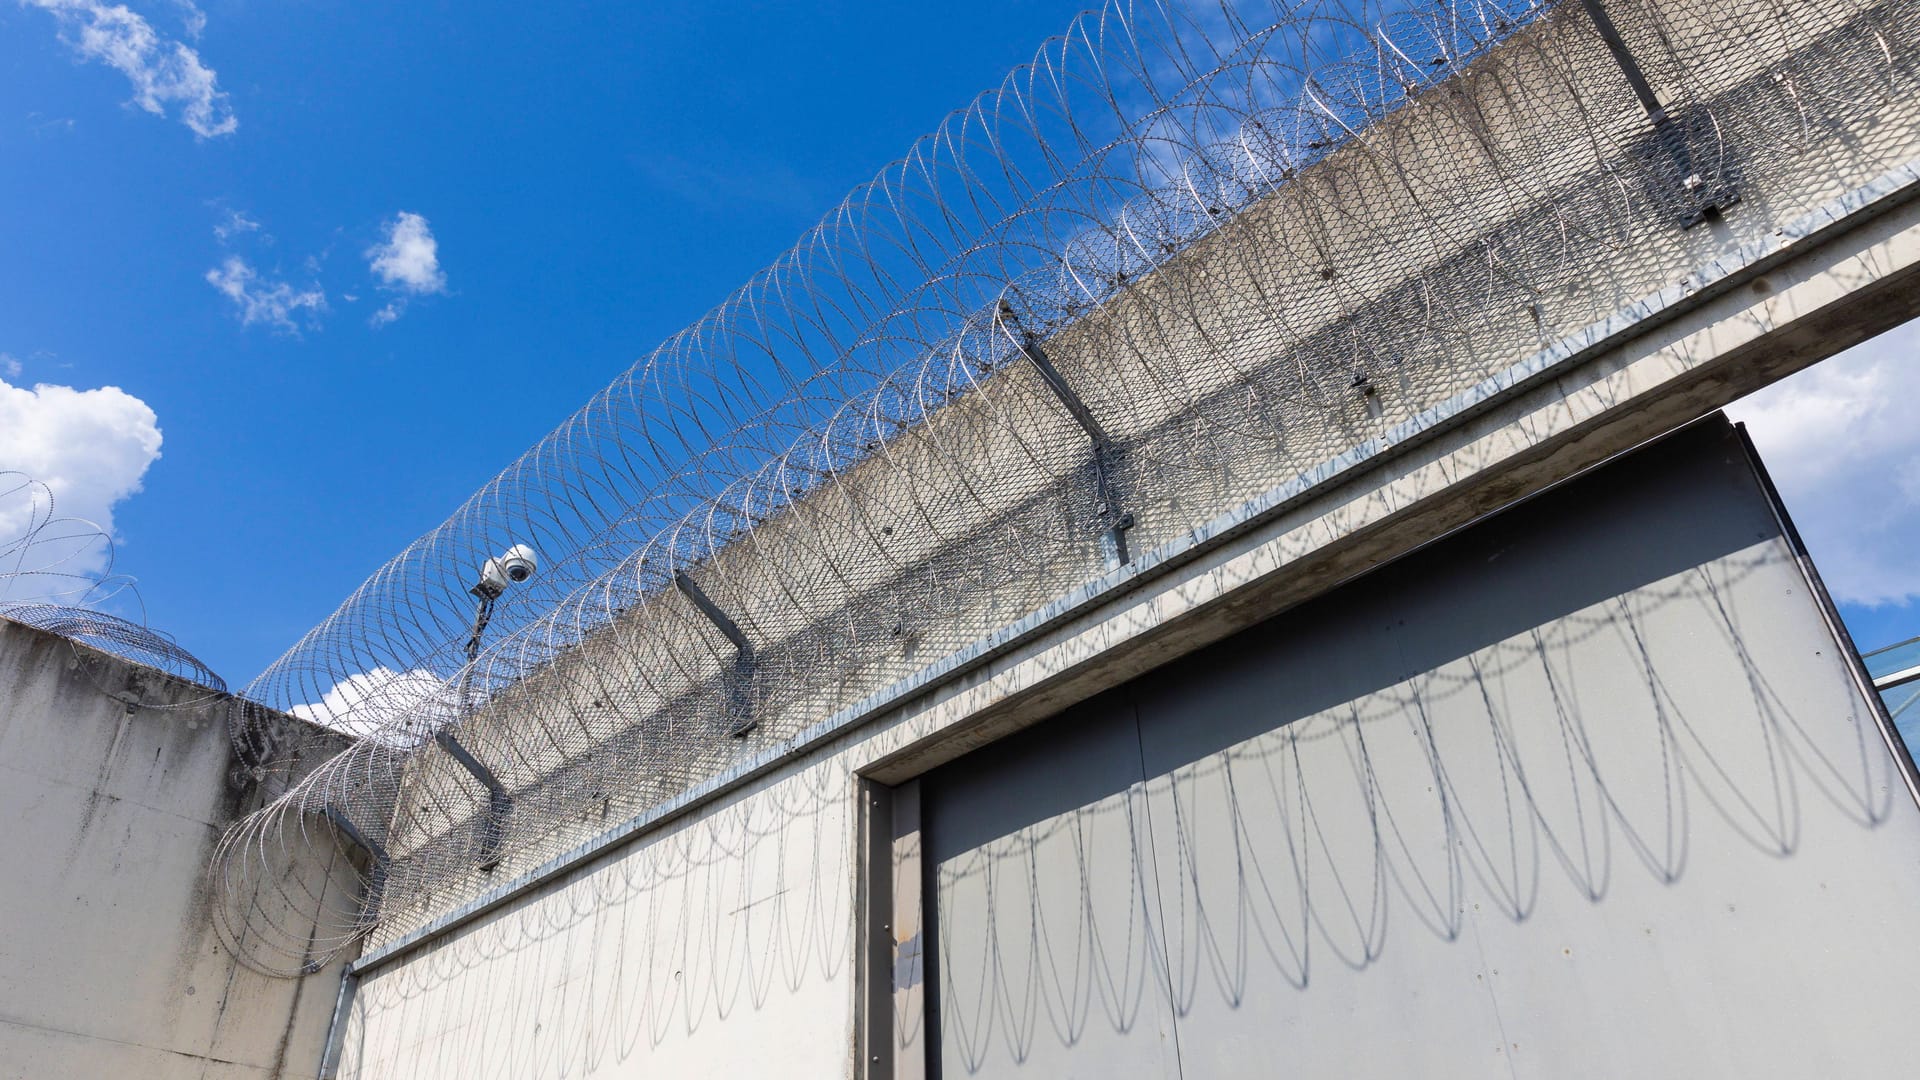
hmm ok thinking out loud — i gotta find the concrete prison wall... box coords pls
[0,617,355,1079]
[357,0,1920,944]
[333,416,1920,1078]
[243,0,1920,1072]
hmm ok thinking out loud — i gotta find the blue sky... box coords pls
[1,0,1916,690]
[0,0,1087,682]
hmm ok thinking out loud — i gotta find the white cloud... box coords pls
[0,354,20,380]
[364,211,446,326]
[23,0,237,139]
[367,212,446,293]
[0,374,162,593]
[212,207,260,243]
[205,255,326,332]
[169,0,203,39]
[1727,320,1920,606]
[291,666,457,743]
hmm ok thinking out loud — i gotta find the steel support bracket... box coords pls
[434,731,512,872]
[1579,0,1737,228]
[998,301,1136,568]
[674,570,758,737]
[322,803,390,910]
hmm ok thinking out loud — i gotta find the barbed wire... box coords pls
[213,0,1920,975]
[0,471,137,609]
[0,472,226,696]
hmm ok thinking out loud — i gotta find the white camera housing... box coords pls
[472,543,539,599]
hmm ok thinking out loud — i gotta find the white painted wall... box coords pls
[922,421,1920,1078]
[332,167,1920,1074]
[340,759,858,1077]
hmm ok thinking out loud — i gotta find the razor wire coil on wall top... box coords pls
[0,472,227,698]
[0,602,227,695]
[214,0,1920,975]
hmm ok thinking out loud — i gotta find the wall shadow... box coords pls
[333,749,858,1079]
[920,418,1904,1077]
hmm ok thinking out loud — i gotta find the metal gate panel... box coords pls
[923,698,1182,1080]
[922,417,1920,1078]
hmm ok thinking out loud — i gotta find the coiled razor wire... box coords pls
[0,472,226,697]
[214,0,1920,975]
[1,472,136,610]
[0,602,227,695]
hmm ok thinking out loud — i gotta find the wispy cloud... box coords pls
[169,0,203,40]
[25,111,76,137]
[635,150,829,216]
[212,206,260,243]
[1728,320,1920,606]
[365,211,446,326]
[0,354,20,380]
[204,255,326,333]
[22,0,237,139]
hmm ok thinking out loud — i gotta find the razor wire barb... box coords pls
[0,472,226,695]
[214,0,1920,975]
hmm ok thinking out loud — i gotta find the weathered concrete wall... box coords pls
[0,617,356,1079]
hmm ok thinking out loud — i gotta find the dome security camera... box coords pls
[471,543,538,599]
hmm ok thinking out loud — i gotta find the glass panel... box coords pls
[1863,636,1920,682]
[1878,680,1920,761]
